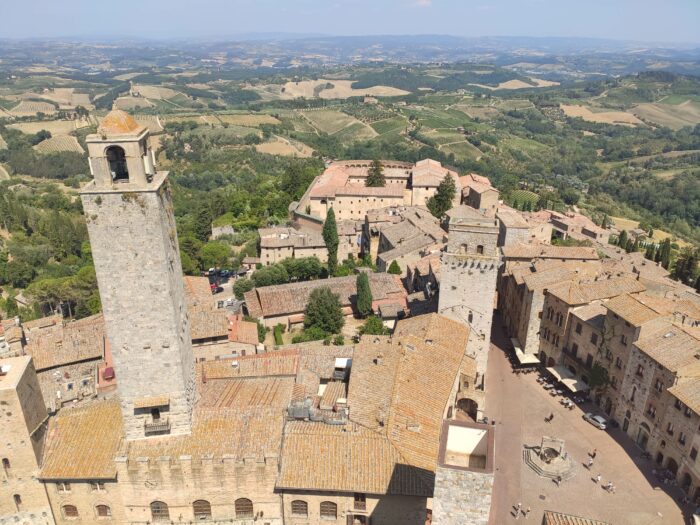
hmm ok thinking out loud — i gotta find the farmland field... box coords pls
[561,104,645,126]
[271,79,409,99]
[135,115,164,133]
[610,217,690,247]
[33,135,84,154]
[217,114,281,127]
[510,189,539,206]
[302,110,376,137]
[10,100,56,116]
[115,96,154,110]
[255,137,314,157]
[9,120,81,135]
[133,85,179,100]
[370,116,406,135]
[631,100,700,130]
[440,140,482,160]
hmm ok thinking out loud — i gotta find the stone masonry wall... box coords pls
[81,178,195,440]
[432,466,493,525]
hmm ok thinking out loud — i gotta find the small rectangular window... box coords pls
[575,323,582,335]
[590,333,598,345]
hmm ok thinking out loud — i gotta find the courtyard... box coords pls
[486,314,690,525]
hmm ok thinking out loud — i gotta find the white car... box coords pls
[583,412,607,430]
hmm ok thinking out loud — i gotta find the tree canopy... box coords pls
[356,272,373,318]
[427,174,456,218]
[365,159,386,187]
[303,286,344,334]
[323,208,339,275]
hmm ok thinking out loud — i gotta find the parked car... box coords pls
[583,412,607,430]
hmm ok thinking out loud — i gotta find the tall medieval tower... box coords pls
[438,206,499,392]
[80,110,195,440]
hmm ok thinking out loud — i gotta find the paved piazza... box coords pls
[486,314,689,525]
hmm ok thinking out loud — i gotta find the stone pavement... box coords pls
[485,313,688,525]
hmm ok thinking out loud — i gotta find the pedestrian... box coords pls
[515,502,522,520]
[525,506,531,518]
[595,474,601,484]
[591,448,597,459]
[555,475,562,487]
[587,457,594,469]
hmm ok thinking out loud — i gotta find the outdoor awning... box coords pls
[133,395,170,409]
[512,338,540,365]
[546,365,573,383]
[561,377,589,393]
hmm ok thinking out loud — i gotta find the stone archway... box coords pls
[636,422,650,450]
[667,457,679,476]
[682,472,692,493]
[456,398,478,421]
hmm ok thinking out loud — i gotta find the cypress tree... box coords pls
[645,244,656,261]
[388,260,402,275]
[617,230,628,248]
[356,272,373,318]
[427,174,457,218]
[660,238,672,269]
[365,159,386,187]
[323,208,339,276]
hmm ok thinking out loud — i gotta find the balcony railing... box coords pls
[144,418,170,434]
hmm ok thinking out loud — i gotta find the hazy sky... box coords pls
[2,0,699,43]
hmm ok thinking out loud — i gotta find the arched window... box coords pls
[291,500,308,517]
[150,501,169,522]
[235,498,253,518]
[62,505,79,518]
[320,501,337,519]
[96,505,111,518]
[105,146,129,182]
[476,245,484,255]
[193,500,212,520]
[13,494,21,512]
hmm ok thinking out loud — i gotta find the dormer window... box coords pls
[106,146,129,182]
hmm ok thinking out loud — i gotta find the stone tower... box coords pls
[439,206,499,390]
[81,110,195,440]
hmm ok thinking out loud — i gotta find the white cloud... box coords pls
[415,0,432,6]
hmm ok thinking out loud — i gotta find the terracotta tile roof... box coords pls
[199,376,295,409]
[244,273,405,319]
[133,395,170,409]
[542,511,611,525]
[228,316,260,345]
[184,275,213,309]
[412,159,459,188]
[548,277,646,306]
[24,314,105,371]
[521,266,576,292]
[277,421,434,496]
[40,399,123,480]
[571,303,607,331]
[335,185,405,197]
[201,350,300,380]
[319,380,347,410]
[669,379,700,415]
[385,315,470,472]
[605,293,674,326]
[497,208,529,228]
[189,307,229,341]
[347,338,400,431]
[501,243,599,261]
[634,323,700,372]
[125,406,284,461]
[278,313,468,495]
[291,345,354,394]
[259,227,325,249]
[22,314,61,332]
[98,110,142,135]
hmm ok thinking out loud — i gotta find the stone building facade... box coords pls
[438,206,499,397]
[81,110,196,440]
[0,356,53,525]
